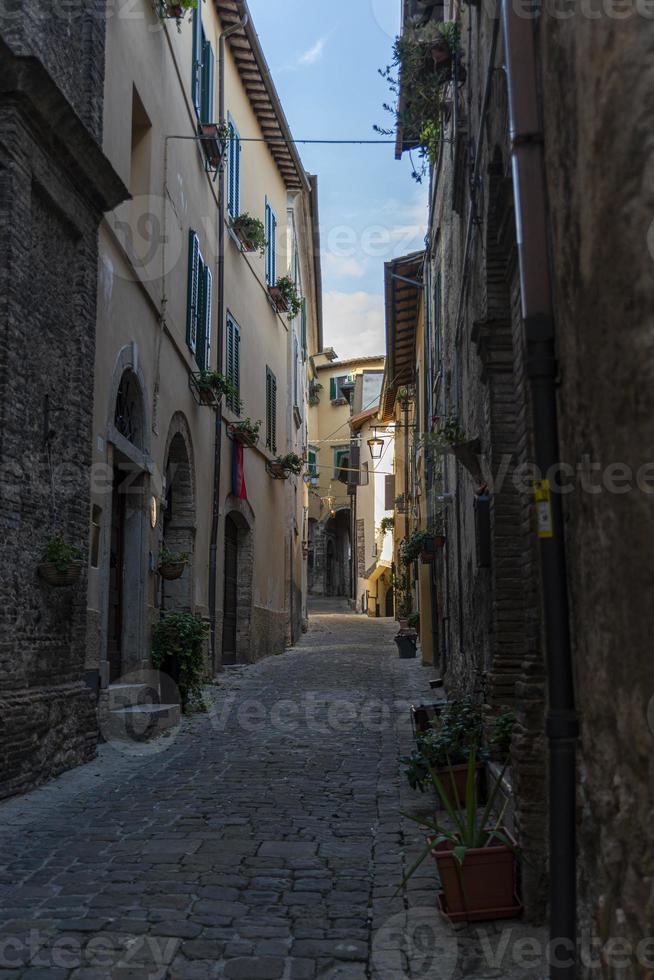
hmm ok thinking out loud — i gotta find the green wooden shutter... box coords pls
[232,320,240,415]
[271,372,277,453]
[202,265,212,370]
[226,317,234,404]
[201,41,214,124]
[301,300,307,356]
[228,117,240,218]
[330,377,337,401]
[192,10,203,117]
[308,450,317,476]
[266,368,277,453]
[187,230,200,353]
[195,255,206,368]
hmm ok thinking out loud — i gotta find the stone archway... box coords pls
[102,348,151,685]
[162,415,196,613]
[220,497,255,666]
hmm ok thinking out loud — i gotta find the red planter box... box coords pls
[430,829,519,922]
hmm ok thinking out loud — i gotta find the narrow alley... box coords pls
[0,606,544,980]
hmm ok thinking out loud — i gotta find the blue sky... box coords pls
[247,0,428,359]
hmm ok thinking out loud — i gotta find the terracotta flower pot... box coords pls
[199,124,222,169]
[165,3,184,17]
[430,829,520,922]
[232,221,257,252]
[267,461,291,481]
[38,561,83,587]
[158,561,187,581]
[431,761,483,808]
[431,40,452,66]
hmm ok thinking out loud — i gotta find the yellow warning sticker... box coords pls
[534,480,554,539]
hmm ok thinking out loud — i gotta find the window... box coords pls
[266,367,277,453]
[192,10,214,124]
[301,299,307,358]
[360,461,370,487]
[227,115,241,218]
[333,446,349,480]
[187,230,212,370]
[265,200,277,285]
[307,449,319,478]
[225,314,241,414]
[329,374,354,403]
[293,335,300,410]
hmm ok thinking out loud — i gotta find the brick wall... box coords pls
[0,4,126,799]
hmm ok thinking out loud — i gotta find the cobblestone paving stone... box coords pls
[0,600,546,979]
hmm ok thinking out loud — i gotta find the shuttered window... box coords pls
[227,115,241,218]
[266,367,277,454]
[201,39,215,124]
[301,299,307,357]
[225,314,241,415]
[265,200,277,285]
[187,230,212,370]
[192,11,214,123]
[308,449,318,477]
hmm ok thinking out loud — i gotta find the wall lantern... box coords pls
[324,495,335,510]
[367,428,384,460]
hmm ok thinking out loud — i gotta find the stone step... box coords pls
[104,703,181,744]
[108,682,151,710]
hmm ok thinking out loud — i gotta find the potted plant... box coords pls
[198,121,229,171]
[228,418,261,448]
[269,276,303,319]
[157,546,189,581]
[395,493,407,514]
[402,696,484,803]
[407,612,420,632]
[426,417,484,486]
[156,0,197,30]
[191,370,240,408]
[402,751,521,923]
[309,380,323,406]
[152,612,209,713]
[380,516,394,536]
[430,22,459,68]
[231,213,267,254]
[267,452,304,480]
[38,535,83,587]
[395,630,418,659]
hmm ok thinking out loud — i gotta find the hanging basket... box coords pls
[199,124,223,171]
[158,561,188,581]
[268,285,290,313]
[228,424,259,448]
[38,561,83,588]
[266,461,291,481]
[420,535,446,562]
[232,219,258,253]
[448,438,484,486]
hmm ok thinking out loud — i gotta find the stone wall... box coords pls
[427,7,548,918]
[539,12,654,967]
[0,7,126,799]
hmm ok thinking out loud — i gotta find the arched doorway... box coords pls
[107,364,149,682]
[162,424,196,613]
[324,508,351,597]
[220,502,254,667]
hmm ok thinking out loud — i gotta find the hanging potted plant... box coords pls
[38,535,83,587]
[228,418,261,449]
[155,0,197,30]
[231,213,267,254]
[430,22,459,69]
[266,452,304,480]
[309,380,323,406]
[269,276,303,319]
[402,750,521,923]
[151,612,209,713]
[198,121,228,171]
[158,546,189,582]
[190,370,240,409]
[427,417,484,487]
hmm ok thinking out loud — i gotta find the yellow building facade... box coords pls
[86,0,322,695]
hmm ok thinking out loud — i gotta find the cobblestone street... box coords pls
[0,604,545,980]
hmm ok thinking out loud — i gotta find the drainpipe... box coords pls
[209,4,249,668]
[501,7,579,976]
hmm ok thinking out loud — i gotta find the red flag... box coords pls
[232,439,248,500]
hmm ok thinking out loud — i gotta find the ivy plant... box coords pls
[274,276,303,320]
[232,213,268,255]
[152,612,209,712]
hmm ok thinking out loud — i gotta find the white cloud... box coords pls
[278,33,332,72]
[323,254,367,279]
[323,291,386,360]
[298,35,330,66]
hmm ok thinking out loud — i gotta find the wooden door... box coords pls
[222,517,238,665]
[108,468,126,683]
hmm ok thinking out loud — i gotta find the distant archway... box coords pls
[221,498,255,666]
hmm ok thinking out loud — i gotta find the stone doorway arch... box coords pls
[162,415,196,613]
[220,498,255,667]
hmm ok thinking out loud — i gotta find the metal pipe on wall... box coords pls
[500,6,579,976]
[209,5,249,668]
